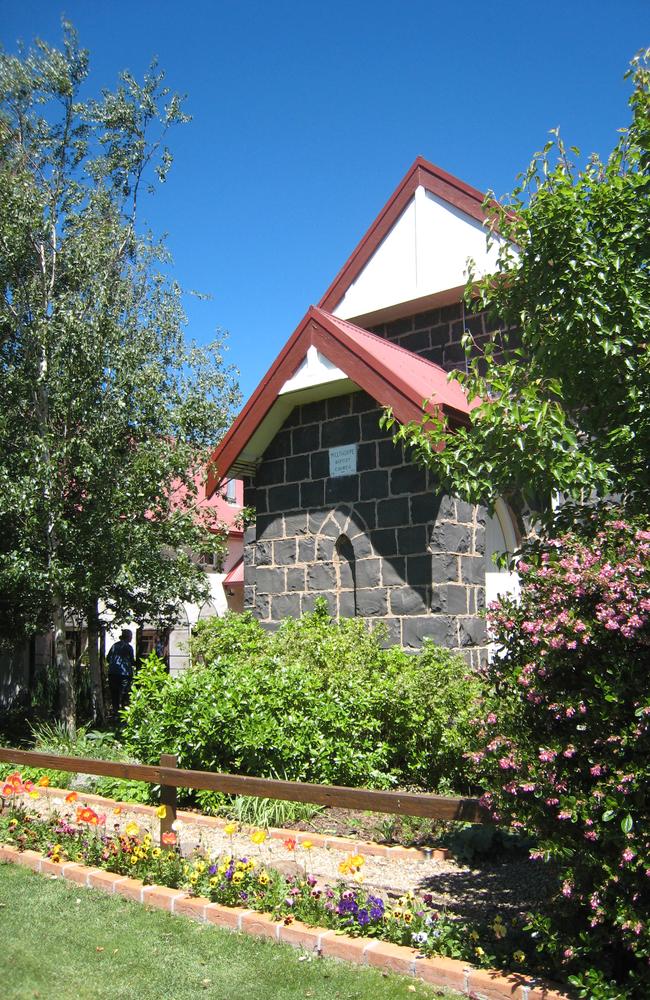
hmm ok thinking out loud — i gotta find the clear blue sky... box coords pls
[3,1,647,403]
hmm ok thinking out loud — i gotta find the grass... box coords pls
[0,863,459,1000]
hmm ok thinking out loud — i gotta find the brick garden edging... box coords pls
[37,785,450,861]
[0,842,567,1000]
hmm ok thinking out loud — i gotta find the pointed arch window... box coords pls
[334,534,357,617]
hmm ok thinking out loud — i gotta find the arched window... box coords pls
[484,498,520,609]
[334,534,357,617]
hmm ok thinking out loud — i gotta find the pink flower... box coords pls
[590,765,603,777]
[621,848,635,865]
[538,749,557,762]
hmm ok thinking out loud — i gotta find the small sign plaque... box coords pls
[329,444,357,478]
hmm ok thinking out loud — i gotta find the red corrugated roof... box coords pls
[206,305,471,495]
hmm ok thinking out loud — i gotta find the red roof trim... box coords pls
[318,156,488,314]
[206,306,470,495]
[224,557,244,585]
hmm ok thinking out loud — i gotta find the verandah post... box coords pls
[159,753,178,847]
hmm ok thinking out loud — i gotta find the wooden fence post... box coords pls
[159,753,178,847]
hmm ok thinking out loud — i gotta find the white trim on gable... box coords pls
[279,345,348,395]
[332,185,504,322]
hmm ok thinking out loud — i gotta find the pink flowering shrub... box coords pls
[470,515,650,995]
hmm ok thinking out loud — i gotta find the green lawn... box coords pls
[0,863,457,1000]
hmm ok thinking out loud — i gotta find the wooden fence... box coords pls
[0,746,487,845]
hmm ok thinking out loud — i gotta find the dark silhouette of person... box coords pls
[107,628,135,717]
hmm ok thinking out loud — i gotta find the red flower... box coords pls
[283,837,296,851]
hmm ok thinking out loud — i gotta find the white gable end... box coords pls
[332,185,504,321]
[279,345,348,395]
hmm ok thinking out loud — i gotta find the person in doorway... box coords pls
[107,629,135,718]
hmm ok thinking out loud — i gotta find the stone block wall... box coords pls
[244,391,488,663]
[367,302,511,370]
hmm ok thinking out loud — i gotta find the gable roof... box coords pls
[206,305,471,493]
[319,156,492,323]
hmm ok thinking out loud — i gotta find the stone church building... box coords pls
[207,158,519,665]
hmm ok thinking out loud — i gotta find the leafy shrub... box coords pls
[190,611,267,664]
[121,606,481,794]
[0,721,152,801]
[470,514,650,996]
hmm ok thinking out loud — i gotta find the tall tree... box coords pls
[385,51,650,520]
[0,25,240,728]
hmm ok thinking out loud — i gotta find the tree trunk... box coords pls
[87,599,105,724]
[54,599,76,734]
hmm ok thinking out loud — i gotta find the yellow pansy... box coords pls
[257,871,270,885]
[152,848,161,859]
[130,856,138,865]
[125,822,140,838]
[209,877,219,887]
[513,951,526,963]
[232,872,244,884]
[189,873,198,885]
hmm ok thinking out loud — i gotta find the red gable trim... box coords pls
[206,306,470,496]
[318,156,488,315]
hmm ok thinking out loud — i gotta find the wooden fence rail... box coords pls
[0,746,487,828]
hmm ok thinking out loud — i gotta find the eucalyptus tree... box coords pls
[0,25,239,727]
[385,51,650,521]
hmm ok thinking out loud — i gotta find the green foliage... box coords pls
[385,51,650,518]
[470,515,650,995]
[121,607,481,793]
[190,611,267,665]
[195,789,321,828]
[0,23,239,723]
[0,720,152,800]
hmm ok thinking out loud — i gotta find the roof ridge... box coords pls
[315,307,453,377]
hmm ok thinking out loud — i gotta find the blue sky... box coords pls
[3,1,646,403]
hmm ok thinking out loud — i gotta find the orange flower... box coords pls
[78,807,99,825]
[283,837,296,851]
[113,806,122,815]
[65,791,78,803]
[37,776,50,787]
[23,780,35,793]
[1,783,14,797]
[7,771,22,789]
[161,831,177,846]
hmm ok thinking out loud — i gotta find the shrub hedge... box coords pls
[121,601,481,794]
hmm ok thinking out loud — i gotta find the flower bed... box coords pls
[0,771,566,999]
